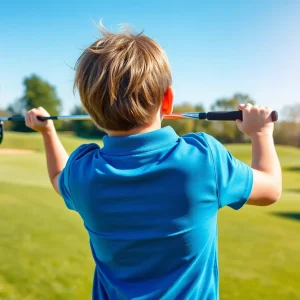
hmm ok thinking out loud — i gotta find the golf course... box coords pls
[0,131,300,300]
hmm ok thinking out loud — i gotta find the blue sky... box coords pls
[0,0,299,114]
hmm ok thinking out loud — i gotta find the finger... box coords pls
[31,108,37,114]
[37,106,49,117]
[265,106,271,113]
[27,110,34,126]
[244,103,252,112]
[28,112,35,127]
[238,103,246,110]
[252,105,260,112]
[37,107,43,115]
[31,109,39,122]
[30,108,41,124]
[25,112,30,126]
[236,119,242,126]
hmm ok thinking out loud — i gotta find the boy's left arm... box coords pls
[25,107,68,195]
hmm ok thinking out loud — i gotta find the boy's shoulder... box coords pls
[182,131,225,153]
[68,143,100,164]
[181,131,236,172]
[66,131,227,168]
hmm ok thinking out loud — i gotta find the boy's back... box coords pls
[24,22,281,299]
[59,127,252,299]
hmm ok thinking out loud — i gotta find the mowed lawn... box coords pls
[1,132,300,299]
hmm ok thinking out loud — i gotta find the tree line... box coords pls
[1,74,300,147]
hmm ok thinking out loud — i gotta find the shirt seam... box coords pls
[66,152,78,211]
[201,133,221,208]
[240,164,253,205]
[100,138,179,156]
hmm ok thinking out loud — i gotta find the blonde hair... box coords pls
[74,22,172,131]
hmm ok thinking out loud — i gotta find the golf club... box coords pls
[0,110,278,144]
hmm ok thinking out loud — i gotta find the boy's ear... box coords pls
[161,86,174,115]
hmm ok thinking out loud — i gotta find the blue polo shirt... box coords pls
[58,126,253,300]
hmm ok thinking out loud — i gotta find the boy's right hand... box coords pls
[236,103,274,138]
[25,107,55,134]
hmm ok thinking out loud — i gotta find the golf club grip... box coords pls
[206,110,278,122]
[37,116,58,121]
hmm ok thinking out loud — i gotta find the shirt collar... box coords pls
[100,126,179,155]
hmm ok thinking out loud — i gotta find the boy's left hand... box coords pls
[25,107,54,134]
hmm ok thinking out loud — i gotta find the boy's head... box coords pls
[74,23,173,132]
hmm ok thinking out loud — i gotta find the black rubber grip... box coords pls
[0,121,3,144]
[7,116,26,121]
[37,116,58,121]
[206,110,278,122]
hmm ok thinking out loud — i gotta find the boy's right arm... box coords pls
[25,107,69,195]
[237,103,282,206]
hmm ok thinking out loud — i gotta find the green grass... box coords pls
[1,131,103,153]
[1,133,300,299]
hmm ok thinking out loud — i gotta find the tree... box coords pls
[210,93,255,143]
[275,103,300,147]
[68,106,106,138]
[0,109,12,131]
[281,103,300,123]
[7,74,62,132]
[162,102,205,136]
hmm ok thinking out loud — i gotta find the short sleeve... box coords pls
[202,133,253,210]
[58,143,100,211]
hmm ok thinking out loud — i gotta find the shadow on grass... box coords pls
[285,189,300,193]
[283,166,300,172]
[271,212,300,222]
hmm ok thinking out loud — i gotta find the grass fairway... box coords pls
[1,133,300,299]
[0,131,103,153]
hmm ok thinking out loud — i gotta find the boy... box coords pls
[25,24,282,300]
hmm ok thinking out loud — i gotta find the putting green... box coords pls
[0,134,300,299]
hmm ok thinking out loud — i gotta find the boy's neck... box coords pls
[106,119,162,137]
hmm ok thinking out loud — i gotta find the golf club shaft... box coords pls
[0,110,278,122]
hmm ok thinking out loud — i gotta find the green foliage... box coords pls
[161,94,255,141]
[7,74,62,132]
[274,104,300,147]
[210,93,255,111]
[281,103,300,123]
[5,76,300,148]
[162,102,204,135]
[209,93,255,143]
[0,110,8,116]
[67,106,106,139]
[274,122,300,147]
[0,110,12,132]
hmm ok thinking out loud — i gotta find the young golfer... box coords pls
[25,25,282,300]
